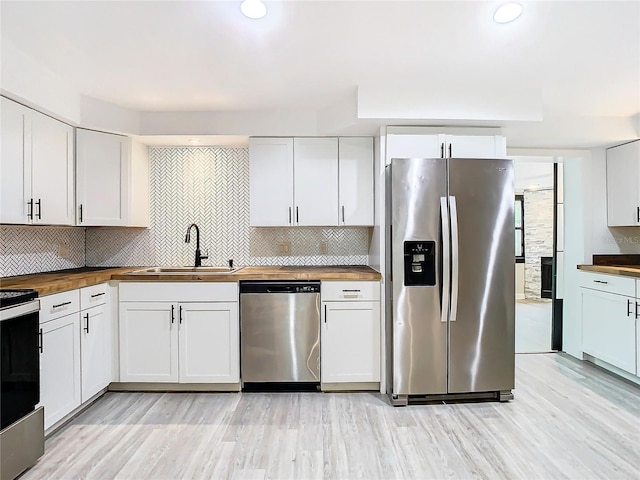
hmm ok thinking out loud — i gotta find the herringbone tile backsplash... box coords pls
[86,147,370,267]
[0,226,85,277]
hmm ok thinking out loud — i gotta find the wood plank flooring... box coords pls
[23,354,640,479]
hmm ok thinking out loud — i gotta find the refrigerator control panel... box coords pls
[404,241,436,286]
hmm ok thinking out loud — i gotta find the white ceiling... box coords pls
[1,1,639,148]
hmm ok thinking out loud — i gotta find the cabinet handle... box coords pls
[35,199,41,220]
[636,302,639,319]
[27,198,34,220]
[296,206,299,224]
[593,280,608,285]
[627,299,632,317]
[448,144,452,158]
[52,301,71,309]
[79,204,83,223]
[324,304,327,324]
[637,206,639,223]
[440,143,444,159]
[341,205,345,223]
[84,312,90,333]
[171,305,175,324]
[38,328,43,353]
[342,289,361,293]
[179,305,183,324]
[90,292,105,298]
[288,207,292,225]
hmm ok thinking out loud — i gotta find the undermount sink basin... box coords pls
[132,266,239,274]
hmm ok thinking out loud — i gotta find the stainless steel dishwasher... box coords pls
[240,281,320,386]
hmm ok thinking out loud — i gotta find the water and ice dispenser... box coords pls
[404,241,436,286]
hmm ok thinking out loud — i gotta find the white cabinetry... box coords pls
[385,132,506,163]
[249,137,374,227]
[249,137,294,227]
[118,282,239,384]
[1,96,74,225]
[321,281,381,387]
[79,283,111,401]
[579,271,638,376]
[76,130,150,227]
[38,290,81,430]
[338,137,374,226]
[606,140,640,227]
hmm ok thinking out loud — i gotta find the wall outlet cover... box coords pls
[278,242,291,255]
[319,241,328,254]
[57,242,70,259]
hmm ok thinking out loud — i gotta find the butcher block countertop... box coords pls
[577,265,640,279]
[0,267,141,296]
[1,266,381,296]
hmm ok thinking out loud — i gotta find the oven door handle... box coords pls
[39,328,43,353]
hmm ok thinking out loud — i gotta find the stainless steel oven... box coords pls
[1,289,44,480]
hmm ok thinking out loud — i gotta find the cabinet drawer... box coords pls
[40,290,80,323]
[578,271,635,297]
[119,282,238,302]
[80,283,108,309]
[321,281,380,301]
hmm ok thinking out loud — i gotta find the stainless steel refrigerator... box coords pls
[385,157,515,406]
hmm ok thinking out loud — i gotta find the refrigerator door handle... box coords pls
[440,197,451,323]
[449,196,459,322]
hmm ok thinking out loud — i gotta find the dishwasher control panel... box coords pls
[240,281,321,294]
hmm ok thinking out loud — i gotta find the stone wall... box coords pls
[524,189,554,298]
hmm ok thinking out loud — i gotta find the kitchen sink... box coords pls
[131,266,240,274]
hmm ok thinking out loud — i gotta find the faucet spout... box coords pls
[185,223,207,267]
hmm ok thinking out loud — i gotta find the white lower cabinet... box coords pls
[320,281,381,386]
[80,303,112,401]
[39,313,82,430]
[321,301,381,383]
[118,282,239,384]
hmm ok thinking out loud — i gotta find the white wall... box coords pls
[516,263,525,300]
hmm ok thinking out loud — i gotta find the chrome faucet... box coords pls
[185,223,208,267]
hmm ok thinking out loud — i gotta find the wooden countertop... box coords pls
[1,265,381,296]
[0,267,141,296]
[577,265,640,279]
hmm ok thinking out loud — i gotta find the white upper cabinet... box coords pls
[385,133,506,162]
[76,129,130,226]
[294,137,339,226]
[249,137,294,226]
[1,96,74,225]
[606,140,640,227]
[338,137,374,226]
[249,136,374,227]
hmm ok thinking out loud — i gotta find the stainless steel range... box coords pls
[0,289,44,480]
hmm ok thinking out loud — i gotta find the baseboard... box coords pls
[109,382,241,392]
[583,354,640,386]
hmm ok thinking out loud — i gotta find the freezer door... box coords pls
[447,158,515,393]
[389,158,448,395]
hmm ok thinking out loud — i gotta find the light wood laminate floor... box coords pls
[515,299,553,353]
[24,354,640,480]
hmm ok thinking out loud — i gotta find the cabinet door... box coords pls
[129,138,150,227]
[386,134,443,163]
[249,137,294,226]
[39,313,81,430]
[0,97,31,224]
[581,288,636,374]
[321,301,381,383]
[119,302,178,382]
[606,140,640,227]
[30,110,74,225]
[294,137,339,226]
[76,129,131,226]
[178,302,239,383]
[80,303,111,402]
[446,135,505,158]
[338,137,374,226]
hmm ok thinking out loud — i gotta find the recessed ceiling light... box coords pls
[241,0,267,19]
[494,2,523,24]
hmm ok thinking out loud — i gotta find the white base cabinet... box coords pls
[80,303,112,401]
[320,281,381,386]
[39,313,82,430]
[118,283,239,385]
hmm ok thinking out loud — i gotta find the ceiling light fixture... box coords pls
[494,2,523,24]
[241,0,267,19]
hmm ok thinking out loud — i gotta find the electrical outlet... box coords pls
[57,242,69,259]
[319,241,328,254]
[278,242,291,255]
